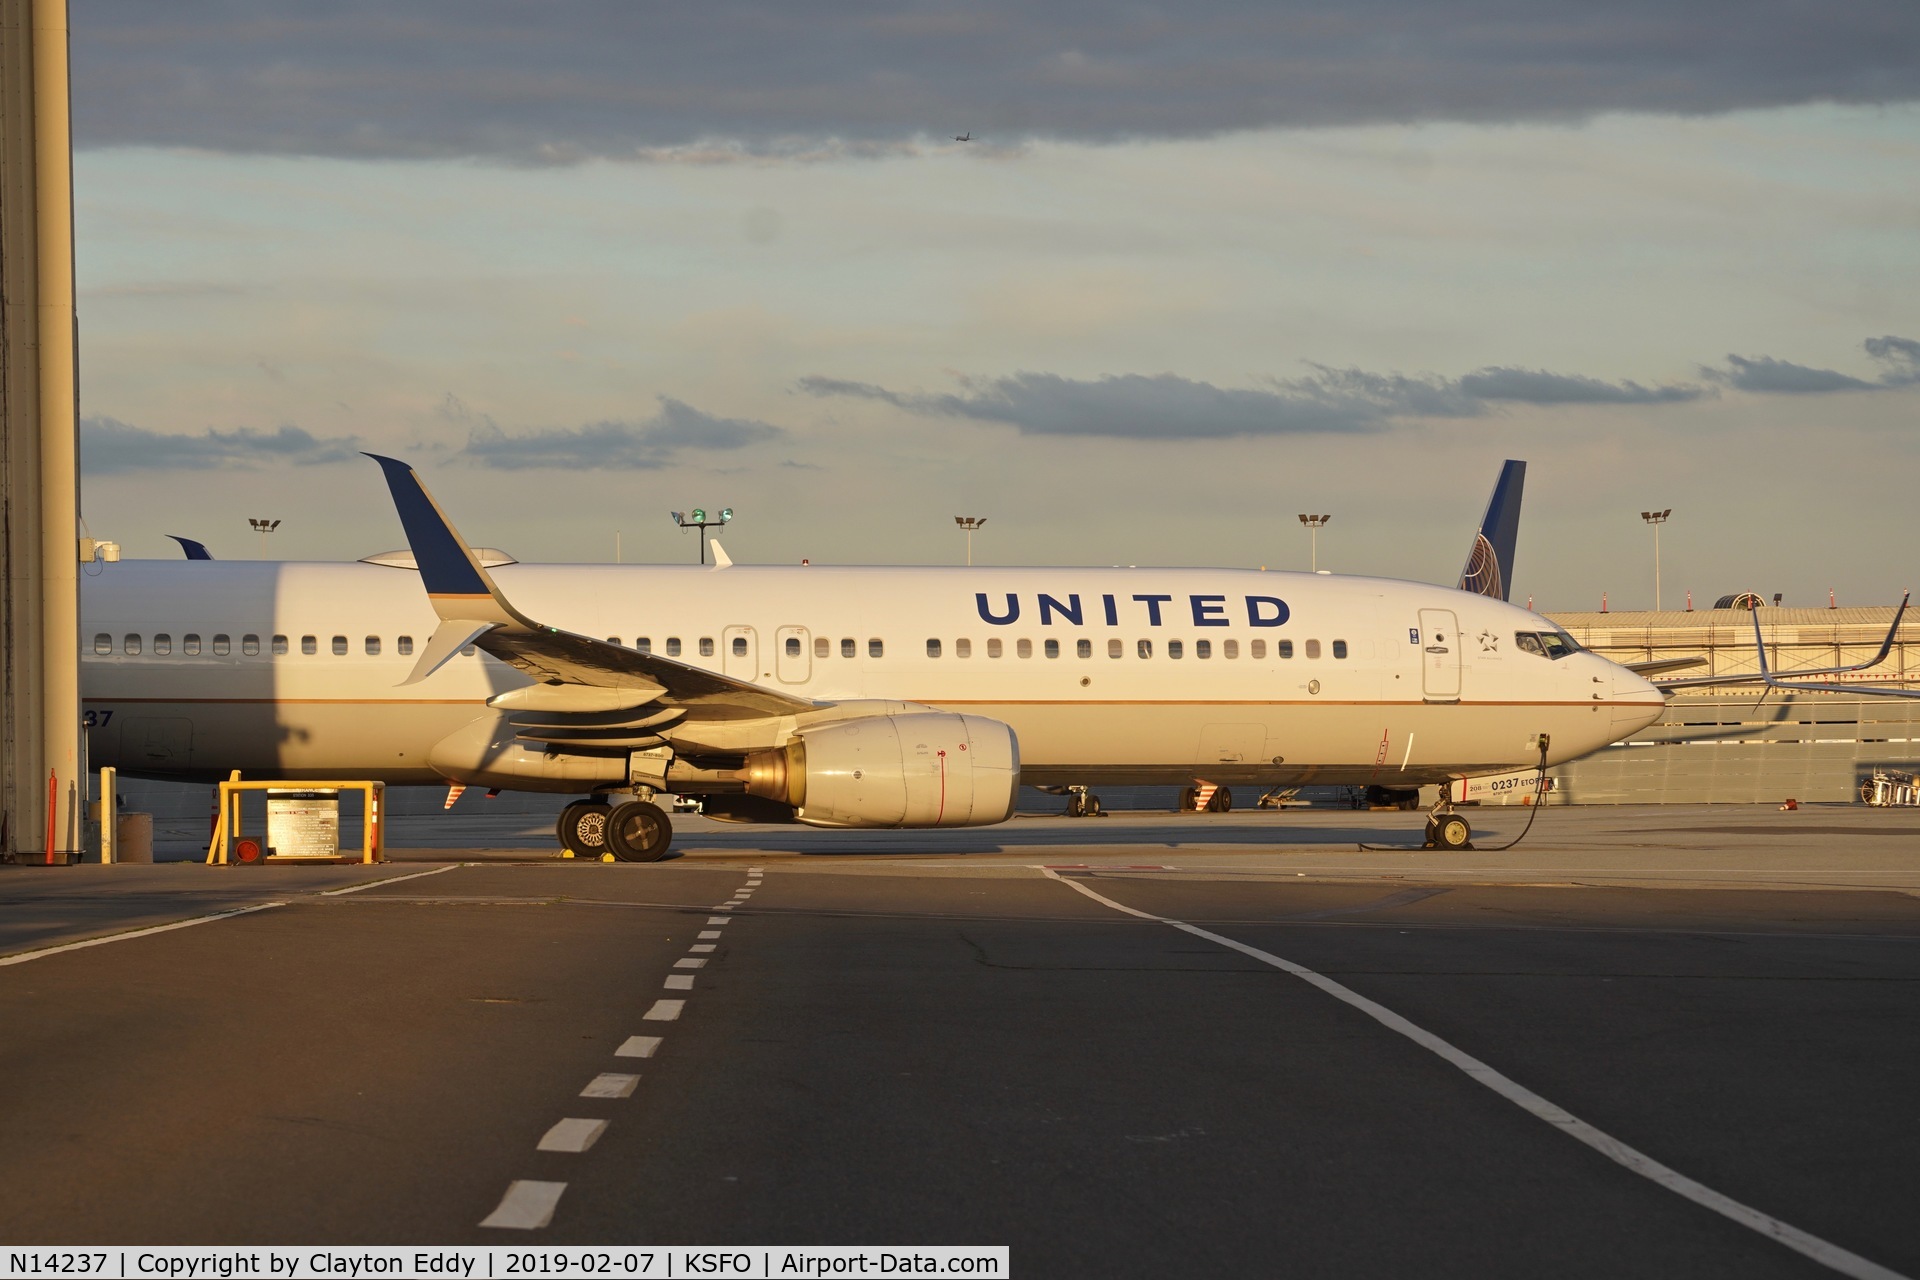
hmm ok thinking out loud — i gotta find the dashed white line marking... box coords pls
[1037,867,1911,1280]
[616,1035,663,1057]
[674,957,708,969]
[706,917,732,926]
[664,974,696,990]
[538,1118,608,1153]
[698,931,722,940]
[690,943,717,953]
[319,864,461,896]
[711,904,735,912]
[0,902,286,967]
[479,1180,566,1230]
[581,1073,640,1098]
[749,865,765,872]
[643,1000,684,1021]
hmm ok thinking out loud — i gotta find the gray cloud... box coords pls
[80,416,361,473]
[800,360,1707,439]
[1866,335,1920,384]
[1706,336,1920,394]
[457,396,783,470]
[71,2,1920,162]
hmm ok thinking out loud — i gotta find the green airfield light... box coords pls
[721,508,733,522]
[692,508,706,522]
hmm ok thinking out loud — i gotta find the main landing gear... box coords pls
[558,795,674,862]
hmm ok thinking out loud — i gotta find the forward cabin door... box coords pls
[723,625,759,681]
[1417,608,1461,702]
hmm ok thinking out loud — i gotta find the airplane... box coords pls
[78,455,1670,859]
[954,132,972,142]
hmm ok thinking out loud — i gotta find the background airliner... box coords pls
[79,457,1666,858]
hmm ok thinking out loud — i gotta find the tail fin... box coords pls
[1457,460,1525,601]
[167,535,213,560]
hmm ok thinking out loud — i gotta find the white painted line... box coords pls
[537,1118,608,1153]
[479,1180,566,1230]
[674,957,708,969]
[1036,867,1911,1280]
[749,866,765,872]
[319,864,461,896]
[0,902,286,967]
[711,904,735,912]
[690,943,717,953]
[698,930,722,940]
[664,974,696,990]
[616,1035,663,1058]
[642,1000,684,1022]
[581,1073,639,1098]
[706,917,732,926]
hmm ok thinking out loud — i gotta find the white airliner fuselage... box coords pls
[81,559,1664,793]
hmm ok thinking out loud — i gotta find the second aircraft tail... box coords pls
[1457,459,1525,601]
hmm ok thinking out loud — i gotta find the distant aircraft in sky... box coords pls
[953,132,972,142]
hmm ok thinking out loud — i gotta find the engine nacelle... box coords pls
[744,713,1019,829]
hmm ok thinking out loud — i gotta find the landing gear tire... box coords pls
[1430,813,1471,850]
[1178,786,1198,812]
[1085,794,1103,817]
[1066,792,1086,818]
[1207,787,1233,813]
[606,799,673,862]
[557,799,612,859]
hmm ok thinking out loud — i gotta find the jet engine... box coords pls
[741,712,1018,829]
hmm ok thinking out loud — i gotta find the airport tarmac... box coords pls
[3,805,1918,1277]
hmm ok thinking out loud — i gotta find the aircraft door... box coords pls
[723,625,759,681]
[1417,608,1461,702]
[775,626,812,684]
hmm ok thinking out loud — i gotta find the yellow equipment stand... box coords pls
[206,772,385,865]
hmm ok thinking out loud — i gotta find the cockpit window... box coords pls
[1516,629,1580,660]
[1515,632,1545,657]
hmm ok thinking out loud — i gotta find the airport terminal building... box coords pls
[1540,605,1920,804]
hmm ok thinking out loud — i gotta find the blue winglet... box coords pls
[365,454,496,602]
[167,535,214,561]
[1458,460,1526,601]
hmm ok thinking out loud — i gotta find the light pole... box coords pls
[954,516,986,566]
[1640,508,1671,610]
[1297,513,1330,572]
[670,507,732,565]
[249,517,281,559]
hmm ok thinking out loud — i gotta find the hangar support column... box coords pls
[0,0,81,863]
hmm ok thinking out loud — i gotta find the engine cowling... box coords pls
[744,712,1019,829]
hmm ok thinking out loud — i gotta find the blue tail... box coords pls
[167,535,213,561]
[1457,460,1525,601]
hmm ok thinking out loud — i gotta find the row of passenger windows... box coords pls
[95,633,417,657]
[922,637,1348,660]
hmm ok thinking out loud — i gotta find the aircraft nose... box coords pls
[1612,667,1667,735]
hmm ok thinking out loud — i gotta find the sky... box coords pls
[66,1,1920,611]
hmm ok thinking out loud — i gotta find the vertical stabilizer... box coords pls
[1457,460,1525,601]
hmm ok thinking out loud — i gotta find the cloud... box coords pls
[1706,335,1920,393]
[71,2,1920,162]
[1866,335,1920,384]
[800,360,1706,439]
[80,416,361,473]
[456,396,784,470]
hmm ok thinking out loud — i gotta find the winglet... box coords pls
[710,539,733,569]
[1458,460,1525,601]
[365,454,522,628]
[167,535,214,561]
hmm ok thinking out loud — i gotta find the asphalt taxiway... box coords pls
[3,805,1917,1277]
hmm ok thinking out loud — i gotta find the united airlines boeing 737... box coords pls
[79,457,1667,858]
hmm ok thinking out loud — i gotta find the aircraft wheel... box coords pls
[1178,786,1198,812]
[1209,787,1233,813]
[1066,792,1086,818]
[557,799,612,858]
[606,799,673,862]
[1432,813,1471,850]
[1086,794,1103,817]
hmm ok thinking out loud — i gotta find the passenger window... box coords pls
[868,639,884,658]
[987,638,1003,658]
[1305,639,1321,659]
[462,645,476,657]
[1016,639,1033,658]
[1077,639,1092,658]
[1196,639,1211,659]
[637,637,652,654]
[242,634,260,656]
[397,635,414,656]
[366,636,381,656]
[730,636,746,657]
[1277,640,1293,659]
[301,635,317,655]
[213,634,231,656]
[1515,632,1545,657]
[927,638,942,658]
[606,637,620,646]
[1224,639,1239,659]
[841,638,856,658]
[272,635,289,655]
[666,638,682,657]
[1251,639,1266,659]
[1137,639,1153,659]
[699,638,715,657]
[787,637,802,658]
[1108,638,1123,658]
[1168,640,1184,659]
[93,633,111,655]
[154,633,172,655]
[332,635,348,656]
[956,638,972,658]
[814,637,829,658]
[1332,639,1347,659]
[1044,639,1060,658]
[183,634,202,656]
[124,634,142,656]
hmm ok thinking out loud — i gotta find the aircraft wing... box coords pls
[1457,460,1525,601]
[366,454,815,721]
[1621,656,1706,677]
[1656,594,1920,698]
